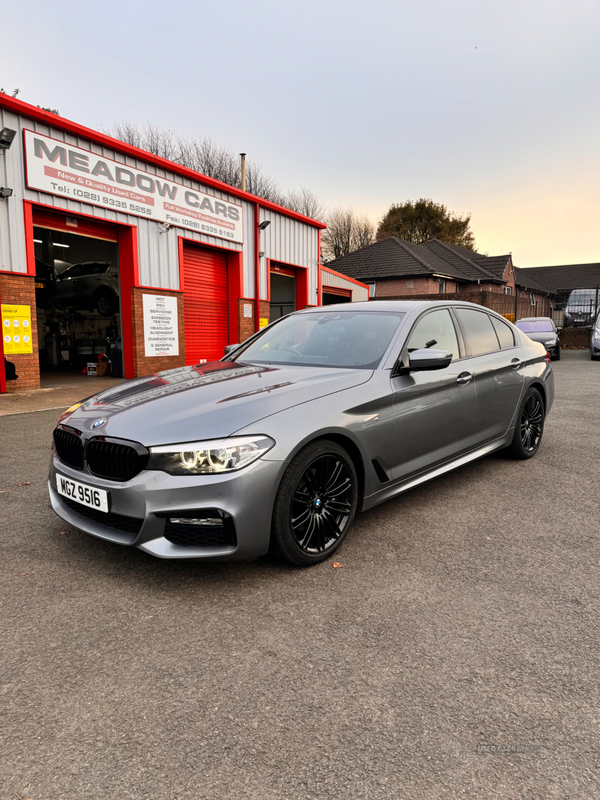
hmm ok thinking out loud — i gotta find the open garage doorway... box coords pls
[269,266,297,322]
[33,212,124,379]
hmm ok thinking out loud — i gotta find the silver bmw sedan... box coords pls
[48,301,554,566]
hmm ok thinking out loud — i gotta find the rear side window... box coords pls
[456,309,500,356]
[491,316,516,349]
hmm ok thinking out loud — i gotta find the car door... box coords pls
[56,263,84,302]
[390,307,478,482]
[453,308,524,444]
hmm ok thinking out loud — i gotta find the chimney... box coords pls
[240,153,246,193]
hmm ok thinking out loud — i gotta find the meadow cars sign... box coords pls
[24,130,244,244]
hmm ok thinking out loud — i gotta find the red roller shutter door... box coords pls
[183,244,229,364]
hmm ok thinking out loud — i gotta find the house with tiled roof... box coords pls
[327,238,549,303]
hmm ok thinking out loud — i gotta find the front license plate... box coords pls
[56,474,109,513]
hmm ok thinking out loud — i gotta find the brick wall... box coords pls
[371,290,552,319]
[375,277,439,296]
[259,300,270,328]
[237,299,255,344]
[560,327,591,350]
[131,288,185,377]
[0,273,41,392]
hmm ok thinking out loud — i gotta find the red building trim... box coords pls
[266,258,309,310]
[176,234,244,347]
[0,290,5,394]
[321,265,369,290]
[117,225,139,379]
[22,202,37,275]
[322,285,352,298]
[2,94,325,230]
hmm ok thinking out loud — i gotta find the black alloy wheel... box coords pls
[96,290,119,318]
[271,440,358,566]
[507,387,545,459]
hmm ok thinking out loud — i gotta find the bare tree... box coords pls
[105,121,289,205]
[283,187,325,221]
[321,208,376,261]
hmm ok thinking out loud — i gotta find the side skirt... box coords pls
[361,432,513,512]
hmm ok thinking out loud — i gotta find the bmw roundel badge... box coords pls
[92,418,107,428]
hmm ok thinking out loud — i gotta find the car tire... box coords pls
[506,387,545,460]
[271,439,358,566]
[553,349,560,361]
[96,289,119,317]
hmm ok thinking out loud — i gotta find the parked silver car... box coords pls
[48,301,554,566]
[589,315,600,361]
[55,261,119,316]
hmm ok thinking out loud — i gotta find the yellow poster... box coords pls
[2,304,34,355]
[259,318,269,329]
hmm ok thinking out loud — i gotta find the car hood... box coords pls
[519,331,557,344]
[60,361,373,445]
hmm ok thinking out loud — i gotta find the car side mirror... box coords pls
[408,348,453,372]
[224,344,240,356]
[586,325,593,331]
[556,326,562,331]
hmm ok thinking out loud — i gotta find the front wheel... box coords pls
[271,440,358,566]
[506,387,545,460]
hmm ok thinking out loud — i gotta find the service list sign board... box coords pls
[24,131,244,244]
[143,294,179,357]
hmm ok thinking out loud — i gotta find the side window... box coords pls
[407,309,460,361]
[456,309,500,356]
[491,316,516,349]
[63,264,83,278]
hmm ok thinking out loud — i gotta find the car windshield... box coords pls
[516,320,554,333]
[231,310,405,369]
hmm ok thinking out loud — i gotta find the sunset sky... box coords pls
[2,0,598,266]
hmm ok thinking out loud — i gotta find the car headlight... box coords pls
[594,330,600,341]
[148,435,275,475]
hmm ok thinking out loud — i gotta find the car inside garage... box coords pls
[33,214,123,378]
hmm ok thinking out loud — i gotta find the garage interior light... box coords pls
[33,239,43,243]
[53,242,70,248]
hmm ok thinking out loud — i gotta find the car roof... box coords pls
[516,317,553,322]
[298,300,501,314]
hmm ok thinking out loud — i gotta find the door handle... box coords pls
[510,358,522,369]
[456,372,472,385]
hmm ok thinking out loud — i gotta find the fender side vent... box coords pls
[372,458,390,484]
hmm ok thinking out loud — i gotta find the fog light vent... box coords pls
[160,510,236,548]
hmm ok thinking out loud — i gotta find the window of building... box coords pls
[366,282,375,298]
[503,286,512,295]
[438,280,446,294]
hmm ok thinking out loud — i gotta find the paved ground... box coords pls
[1,351,599,799]
[0,372,126,416]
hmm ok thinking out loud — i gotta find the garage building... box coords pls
[0,95,365,394]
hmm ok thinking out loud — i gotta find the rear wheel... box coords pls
[507,387,545,459]
[96,289,119,317]
[271,440,358,566]
[552,349,560,361]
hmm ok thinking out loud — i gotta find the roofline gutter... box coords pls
[0,94,326,230]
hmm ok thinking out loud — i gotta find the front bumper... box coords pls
[48,455,287,560]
